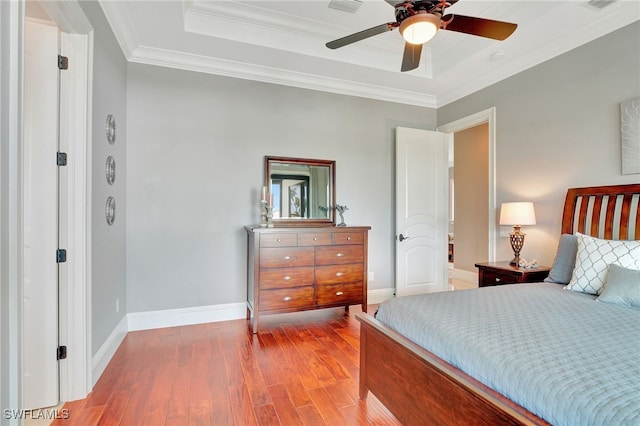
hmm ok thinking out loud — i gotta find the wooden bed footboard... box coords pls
[357,313,548,425]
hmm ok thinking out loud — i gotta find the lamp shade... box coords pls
[399,14,439,45]
[499,202,536,226]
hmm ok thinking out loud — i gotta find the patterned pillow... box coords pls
[564,233,640,295]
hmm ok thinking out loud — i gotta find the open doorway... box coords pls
[439,108,496,290]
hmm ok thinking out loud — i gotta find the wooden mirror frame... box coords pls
[265,156,336,226]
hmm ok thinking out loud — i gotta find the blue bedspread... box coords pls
[375,283,640,425]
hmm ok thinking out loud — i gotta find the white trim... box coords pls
[127,303,247,332]
[437,107,497,262]
[90,315,127,388]
[58,29,93,402]
[127,45,438,108]
[368,288,395,305]
[1,0,25,420]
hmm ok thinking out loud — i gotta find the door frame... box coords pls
[39,0,94,403]
[1,0,93,409]
[437,107,496,263]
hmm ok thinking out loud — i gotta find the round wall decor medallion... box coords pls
[106,114,116,145]
[105,156,116,185]
[105,196,116,225]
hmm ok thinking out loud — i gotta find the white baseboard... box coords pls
[91,314,127,387]
[127,302,247,332]
[368,287,395,304]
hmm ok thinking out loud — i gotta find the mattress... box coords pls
[374,283,640,425]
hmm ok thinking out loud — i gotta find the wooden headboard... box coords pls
[561,184,640,240]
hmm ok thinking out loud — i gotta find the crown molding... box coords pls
[98,0,138,58]
[128,45,438,107]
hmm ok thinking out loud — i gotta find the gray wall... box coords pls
[438,21,640,266]
[126,65,436,313]
[80,1,128,356]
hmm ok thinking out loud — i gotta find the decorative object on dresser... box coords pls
[246,226,370,333]
[334,204,349,227]
[475,261,550,287]
[499,201,536,265]
[259,186,274,228]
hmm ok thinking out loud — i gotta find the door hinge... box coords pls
[57,152,67,166]
[56,249,67,263]
[58,55,68,70]
[57,345,67,361]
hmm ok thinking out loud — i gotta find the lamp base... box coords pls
[509,226,526,266]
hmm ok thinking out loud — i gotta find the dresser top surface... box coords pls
[246,225,371,234]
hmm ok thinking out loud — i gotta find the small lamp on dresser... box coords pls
[499,202,536,265]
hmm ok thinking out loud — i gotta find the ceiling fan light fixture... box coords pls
[400,13,440,45]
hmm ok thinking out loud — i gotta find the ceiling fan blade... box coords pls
[326,23,394,49]
[441,14,517,41]
[401,42,422,72]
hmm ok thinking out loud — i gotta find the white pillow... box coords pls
[564,233,640,295]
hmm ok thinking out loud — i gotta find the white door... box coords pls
[23,18,60,409]
[395,127,448,297]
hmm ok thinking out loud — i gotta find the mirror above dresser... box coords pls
[265,156,335,226]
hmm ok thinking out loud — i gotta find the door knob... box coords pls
[398,234,410,242]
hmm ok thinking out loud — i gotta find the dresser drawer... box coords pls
[298,232,332,246]
[259,287,314,311]
[316,282,363,306]
[315,245,363,265]
[260,233,297,247]
[332,232,363,245]
[260,267,314,289]
[260,247,314,268]
[315,264,364,285]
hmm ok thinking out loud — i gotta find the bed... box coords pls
[357,184,640,425]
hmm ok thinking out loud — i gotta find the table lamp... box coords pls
[499,202,536,265]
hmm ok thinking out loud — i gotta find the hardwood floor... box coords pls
[52,305,401,426]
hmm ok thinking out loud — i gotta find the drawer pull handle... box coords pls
[495,277,501,282]
[336,253,344,257]
[284,256,291,260]
[277,238,282,242]
[336,272,344,277]
[284,276,291,280]
[313,237,317,241]
[336,291,344,296]
[283,296,292,301]
[347,237,351,241]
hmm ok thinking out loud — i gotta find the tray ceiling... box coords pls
[100,0,640,107]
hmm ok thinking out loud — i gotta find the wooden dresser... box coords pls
[246,226,370,333]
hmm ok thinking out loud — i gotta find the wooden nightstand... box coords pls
[474,261,551,287]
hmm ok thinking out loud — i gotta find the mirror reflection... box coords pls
[265,156,335,224]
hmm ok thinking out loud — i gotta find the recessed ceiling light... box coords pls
[586,0,617,10]
[328,0,363,14]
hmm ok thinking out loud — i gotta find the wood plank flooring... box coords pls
[51,305,401,426]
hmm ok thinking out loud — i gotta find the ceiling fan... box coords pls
[326,0,517,72]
